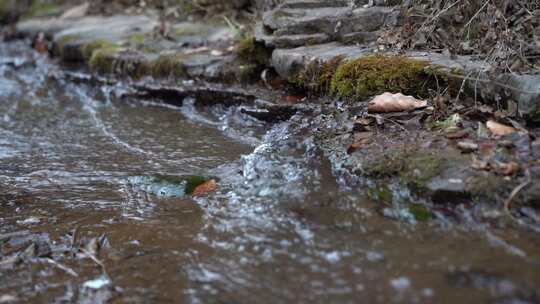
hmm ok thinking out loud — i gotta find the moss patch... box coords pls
[330,55,431,101]
[367,184,393,203]
[128,33,145,44]
[409,204,432,221]
[364,149,445,190]
[235,35,271,67]
[140,54,188,79]
[88,48,119,74]
[293,55,344,94]
[82,39,117,61]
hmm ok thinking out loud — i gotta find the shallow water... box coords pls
[1,42,539,303]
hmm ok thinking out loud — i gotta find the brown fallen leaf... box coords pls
[486,120,516,137]
[192,179,217,197]
[60,2,89,19]
[286,95,304,103]
[347,132,373,154]
[368,93,427,113]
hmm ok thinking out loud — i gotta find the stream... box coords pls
[1,41,539,304]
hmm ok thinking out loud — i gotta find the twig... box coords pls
[504,168,531,212]
[43,258,78,277]
[367,114,409,133]
[463,0,491,29]
[79,248,108,276]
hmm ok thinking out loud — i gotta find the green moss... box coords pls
[400,152,443,189]
[82,39,117,61]
[330,55,431,101]
[235,35,271,67]
[293,55,344,94]
[174,27,200,38]
[23,1,60,18]
[367,184,393,203]
[364,150,444,190]
[409,204,432,221]
[128,33,145,44]
[144,54,188,79]
[88,48,118,74]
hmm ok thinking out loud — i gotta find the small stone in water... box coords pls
[366,251,385,262]
[17,217,40,225]
[83,276,111,289]
[390,277,411,291]
[421,288,434,297]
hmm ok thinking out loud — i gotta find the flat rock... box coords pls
[259,1,398,48]
[271,42,371,78]
[17,14,158,40]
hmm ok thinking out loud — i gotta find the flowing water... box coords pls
[1,41,539,303]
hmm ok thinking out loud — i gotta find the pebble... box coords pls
[390,276,411,291]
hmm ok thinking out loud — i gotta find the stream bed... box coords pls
[1,42,539,304]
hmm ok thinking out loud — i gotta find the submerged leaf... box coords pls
[192,179,218,197]
[128,175,216,197]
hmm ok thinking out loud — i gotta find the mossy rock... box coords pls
[367,184,393,203]
[408,204,433,221]
[235,36,272,67]
[293,55,344,94]
[364,149,445,191]
[127,33,146,44]
[82,40,118,61]
[465,173,511,203]
[88,48,119,74]
[139,54,188,79]
[330,55,432,101]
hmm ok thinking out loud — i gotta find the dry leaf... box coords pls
[192,179,217,197]
[486,120,516,137]
[286,95,304,103]
[368,93,427,113]
[60,2,89,19]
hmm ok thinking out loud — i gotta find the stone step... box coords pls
[263,6,397,37]
[280,0,351,9]
[271,42,540,121]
